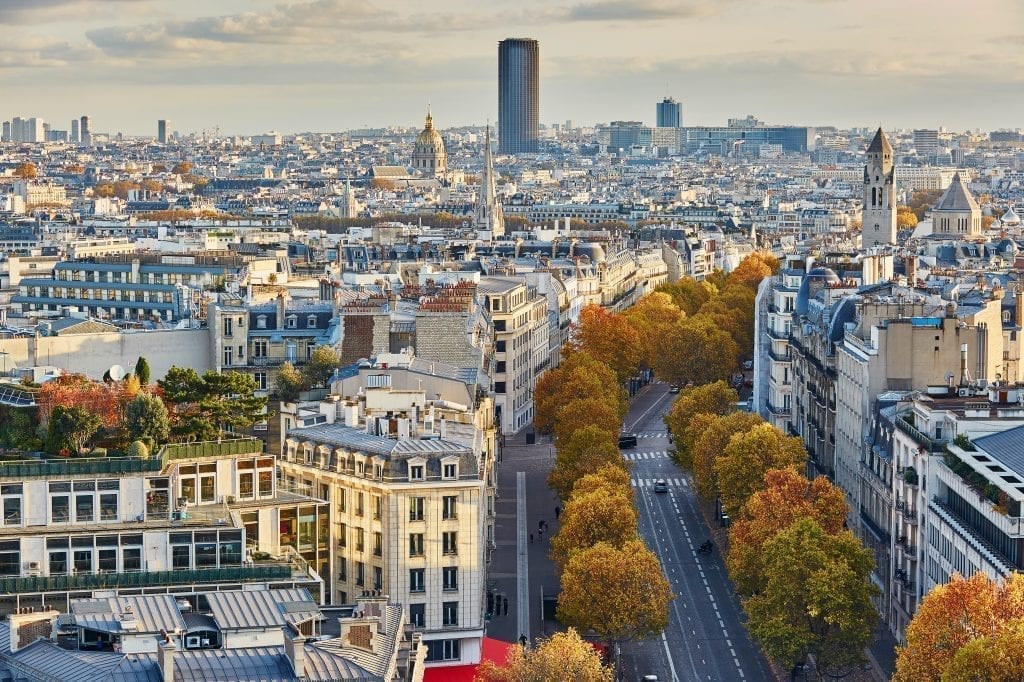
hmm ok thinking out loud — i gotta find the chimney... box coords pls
[284,632,306,677]
[959,343,969,386]
[158,639,176,682]
[276,292,286,330]
[978,273,986,292]
[1016,287,1023,328]
[905,255,917,288]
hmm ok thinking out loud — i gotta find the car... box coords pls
[669,384,680,394]
[742,360,754,370]
[642,676,660,682]
[653,479,668,493]
[618,433,638,448]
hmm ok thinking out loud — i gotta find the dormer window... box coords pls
[286,315,297,329]
[307,315,317,329]
[256,315,267,329]
[409,462,425,482]
[442,461,458,480]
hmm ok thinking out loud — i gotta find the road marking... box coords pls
[660,631,680,682]
[627,389,672,430]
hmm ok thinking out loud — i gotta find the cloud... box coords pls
[1,0,151,24]
[562,0,714,21]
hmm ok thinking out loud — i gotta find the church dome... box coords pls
[416,113,444,149]
[795,267,841,317]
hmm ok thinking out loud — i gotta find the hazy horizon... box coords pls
[3,0,1022,136]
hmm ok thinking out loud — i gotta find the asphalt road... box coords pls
[618,382,772,682]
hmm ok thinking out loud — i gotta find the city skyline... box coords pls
[2,0,1024,135]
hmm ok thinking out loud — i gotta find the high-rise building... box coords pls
[657,96,681,127]
[80,115,91,146]
[1,121,9,142]
[157,119,169,144]
[862,127,897,246]
[498,38,539,154]
[913,128,939,157]
[70,118,79,143]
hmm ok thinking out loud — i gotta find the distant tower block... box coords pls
[158,119,169,144]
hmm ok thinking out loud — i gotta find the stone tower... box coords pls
[411,109,447,179]
[863,127,897,246]
[473,126,505,238]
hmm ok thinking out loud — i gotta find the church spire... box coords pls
[474,125,505,238]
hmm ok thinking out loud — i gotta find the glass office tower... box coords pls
[498,38,539,154]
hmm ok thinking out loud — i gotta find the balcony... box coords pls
[0,564,294,595]
[894,416,945,453]
[249,356,306,367]
[162,438,264,462]
[768,348,792,363]
[766,326,788,341]
[766,401,792,417]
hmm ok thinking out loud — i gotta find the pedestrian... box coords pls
[554,506,561,520]
[487,592,494,614]
[503,597,508,615]
[538,527,543,540]
[538,520,544,532]
[529,533,533,544]
[519,634,527,648]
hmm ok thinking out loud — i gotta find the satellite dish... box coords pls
[108,365,127,381]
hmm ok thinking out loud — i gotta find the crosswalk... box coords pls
[632,477,688,488]
[623,450,670,461]
[637,432,668,439]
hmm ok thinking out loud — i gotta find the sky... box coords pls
[2,0,1023,136]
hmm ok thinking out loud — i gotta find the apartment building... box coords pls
[281,422,487,667]
[0,438,324,618]
[478,276,549,433]
[887,387,1024,642]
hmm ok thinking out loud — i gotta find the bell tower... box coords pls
[862,127,897,246]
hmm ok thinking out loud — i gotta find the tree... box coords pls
[895,572,1024,682]
[37,374,122,429]
[557,539,673,650]
[567,305,642,381]
[13,162,37,179]
[727,468,848,596]
[302,345,341,388]
[125,393,170,445]
[45,405,102,454]
[570,463,634,501]
[907,188,944,221]
[275,362,305,402]
[548,425,627,501]
[552,397,623,447]
[745,518,878,678]
[896,206,919,229]
[475,628,613,682]
[135,357,151,386]
[535,352,625,434]
[726,253,778,290]
[171,161,193,175]
[714,423,807,518]
[664,380,738,468]
[623,292,684,369]
[654,316,738,387]
[93,183,115,198]
[126,440,150,458]
[657,278,715,316]
[370,178,396,191]
[942,620,1024,682]
[689,411,763,499]
[158,367,267,441]
[551,487,638,570]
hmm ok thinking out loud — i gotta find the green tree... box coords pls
[0,408,42,451]
[158,367,267,441]
[657,278,715,316]
[550,487,638,570]
[134,356,151,386]
[548,425,628,500]
[476,628,613,682]
[45,405,102,454]
[125,393,170,445]
[689,411,763,500]
[302,345,341,388]
[557,539,674,652]
[126,440,150,458]
[714,423,807,518]
[745,517,878,678]
[275,362,305,402]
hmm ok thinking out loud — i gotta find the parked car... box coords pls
[653,479,668,493]
[618,433,638,448]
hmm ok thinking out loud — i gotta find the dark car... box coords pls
[669,384,680,394]
[618,433,638,448]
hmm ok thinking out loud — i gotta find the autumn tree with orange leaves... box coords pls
[550,486,639,570]
[534,351,626,435]
[895,572,1024,682]
[548,425,628,501]
[566,304,641,381]
[714,422,807,518]
[727,468,848,596]
[37,374,125,430]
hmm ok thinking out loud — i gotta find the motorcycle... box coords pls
[697,540,714,554]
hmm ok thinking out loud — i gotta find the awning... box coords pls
[422,637,517,682]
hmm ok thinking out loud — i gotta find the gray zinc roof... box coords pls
[974,425,1024,476]
[203,588,318,631]
[933,173,980,213]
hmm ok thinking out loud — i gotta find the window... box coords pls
[258,469,273,496]
[3,497,21,526]
[410,568,425,593]
[443,566,458,591]
[409,533,424,557]
[409,497,424,521]
[172,545,191,570]
[426,639,460,662]
[494,320,506,332]
[49,551,68,574]
[75,494,94,523]
[51,493,70,523]
[256,315,267,329]
[254,372,267,391]
[122,547,142,571]
[200,473,215,503]
[442,496,457,520]
[373,495,382,520]
[495,361,506,373]
[374,566,383,590]
[195,542,217,567]
[100,493,118,521]
[253,339,267,357]
[496,341,506,353]
[223,317,233,337]
[443,531,458,555]
[239,472,254,498]
[410,465,424,481]
[307,315,317,329]
[355,528,365,552]
[223,346,233,366]
[339,523,347,548]
[443,463,457,480]
[339,558,347,582]
[339,489,346,513]
[442,601,459,626]
[356,492,364,517]
[495,382,506,394]
[355,561,365,586]
[73,549,92,573]
[373,532,382,556]
[286,315,297,329]
[409,603,426,628]
[98,549,117,572]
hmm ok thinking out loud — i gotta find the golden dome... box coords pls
[416,112,444,148]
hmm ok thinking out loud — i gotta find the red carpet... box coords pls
[423,637,517,682]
